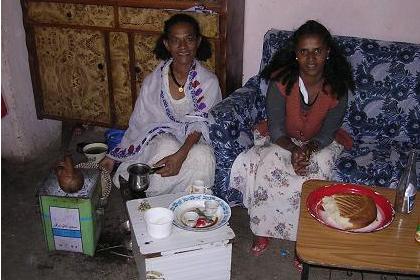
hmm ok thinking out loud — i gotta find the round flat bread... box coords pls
[322,194,377,230]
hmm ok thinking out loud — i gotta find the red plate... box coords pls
[306,183,395,233]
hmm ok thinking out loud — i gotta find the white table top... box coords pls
[126,192,235,256]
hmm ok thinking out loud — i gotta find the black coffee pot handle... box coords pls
[149,165,165,174]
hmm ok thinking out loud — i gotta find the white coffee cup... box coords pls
[82,143,108,163]
[144,207,174,239]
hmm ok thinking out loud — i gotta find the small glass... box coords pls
[204,200,219,216]
[182,211,199,227]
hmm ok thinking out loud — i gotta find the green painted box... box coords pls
[39,168,103,256]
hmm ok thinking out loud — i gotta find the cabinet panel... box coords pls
[28,2,114,27]
[132,33,161,96]
[109,32,132,127]
[201,40,216,74]
[119,7,219,38]
[34,27,111,124]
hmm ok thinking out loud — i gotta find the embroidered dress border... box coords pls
[109,126,171,159]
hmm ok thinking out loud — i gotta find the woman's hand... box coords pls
[302,141,320,160]
[154,131,201,177]
[291,141,320,176]
[99,156,115,173]
[291,146,310,176]
[275,136,310,175]
[154,150,188,177]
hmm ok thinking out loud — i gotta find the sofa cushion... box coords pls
[334,140,419,188]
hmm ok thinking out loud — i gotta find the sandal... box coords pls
[294,257,303,273]
[250,236,270,256]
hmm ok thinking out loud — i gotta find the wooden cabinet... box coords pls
[21,0,245,128]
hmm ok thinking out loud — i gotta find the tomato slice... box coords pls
[195,217,207,228]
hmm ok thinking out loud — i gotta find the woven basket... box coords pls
[75,162,112,201]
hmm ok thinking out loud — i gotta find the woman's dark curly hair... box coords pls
[153,14,212,61]
[261,20,354,98]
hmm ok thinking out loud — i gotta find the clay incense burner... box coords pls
[55,154,84,193]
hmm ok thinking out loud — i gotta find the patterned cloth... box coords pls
[210,29,420,205]
[230,135,343,241]
[75,162,112,200]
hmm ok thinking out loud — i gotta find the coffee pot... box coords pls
[55,154,84,193]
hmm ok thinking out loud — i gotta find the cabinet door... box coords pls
[109,32,132,128]
[132,33,161,96]
[33,26,111,125]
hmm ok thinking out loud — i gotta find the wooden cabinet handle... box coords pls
[134,65,142,82]
[97,63,104,70]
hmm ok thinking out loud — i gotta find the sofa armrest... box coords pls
[211,90,257,145]
[210,75,266,139]
[209,76,266,204]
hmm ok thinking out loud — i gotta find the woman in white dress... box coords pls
[100,14,222,196]
[229,20,354,256]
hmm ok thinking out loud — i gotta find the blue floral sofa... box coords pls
[209,29,420,205]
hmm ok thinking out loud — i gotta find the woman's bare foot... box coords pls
[294,257,303,272]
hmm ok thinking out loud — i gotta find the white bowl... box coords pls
[82,143,108,163]
[169,194,231,232]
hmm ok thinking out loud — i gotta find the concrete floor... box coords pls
[1,127,418,280]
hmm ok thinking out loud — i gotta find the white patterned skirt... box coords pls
[229,141,343,241]
[113,133,216,196]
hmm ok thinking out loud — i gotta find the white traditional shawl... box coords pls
[108,59,222,161]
